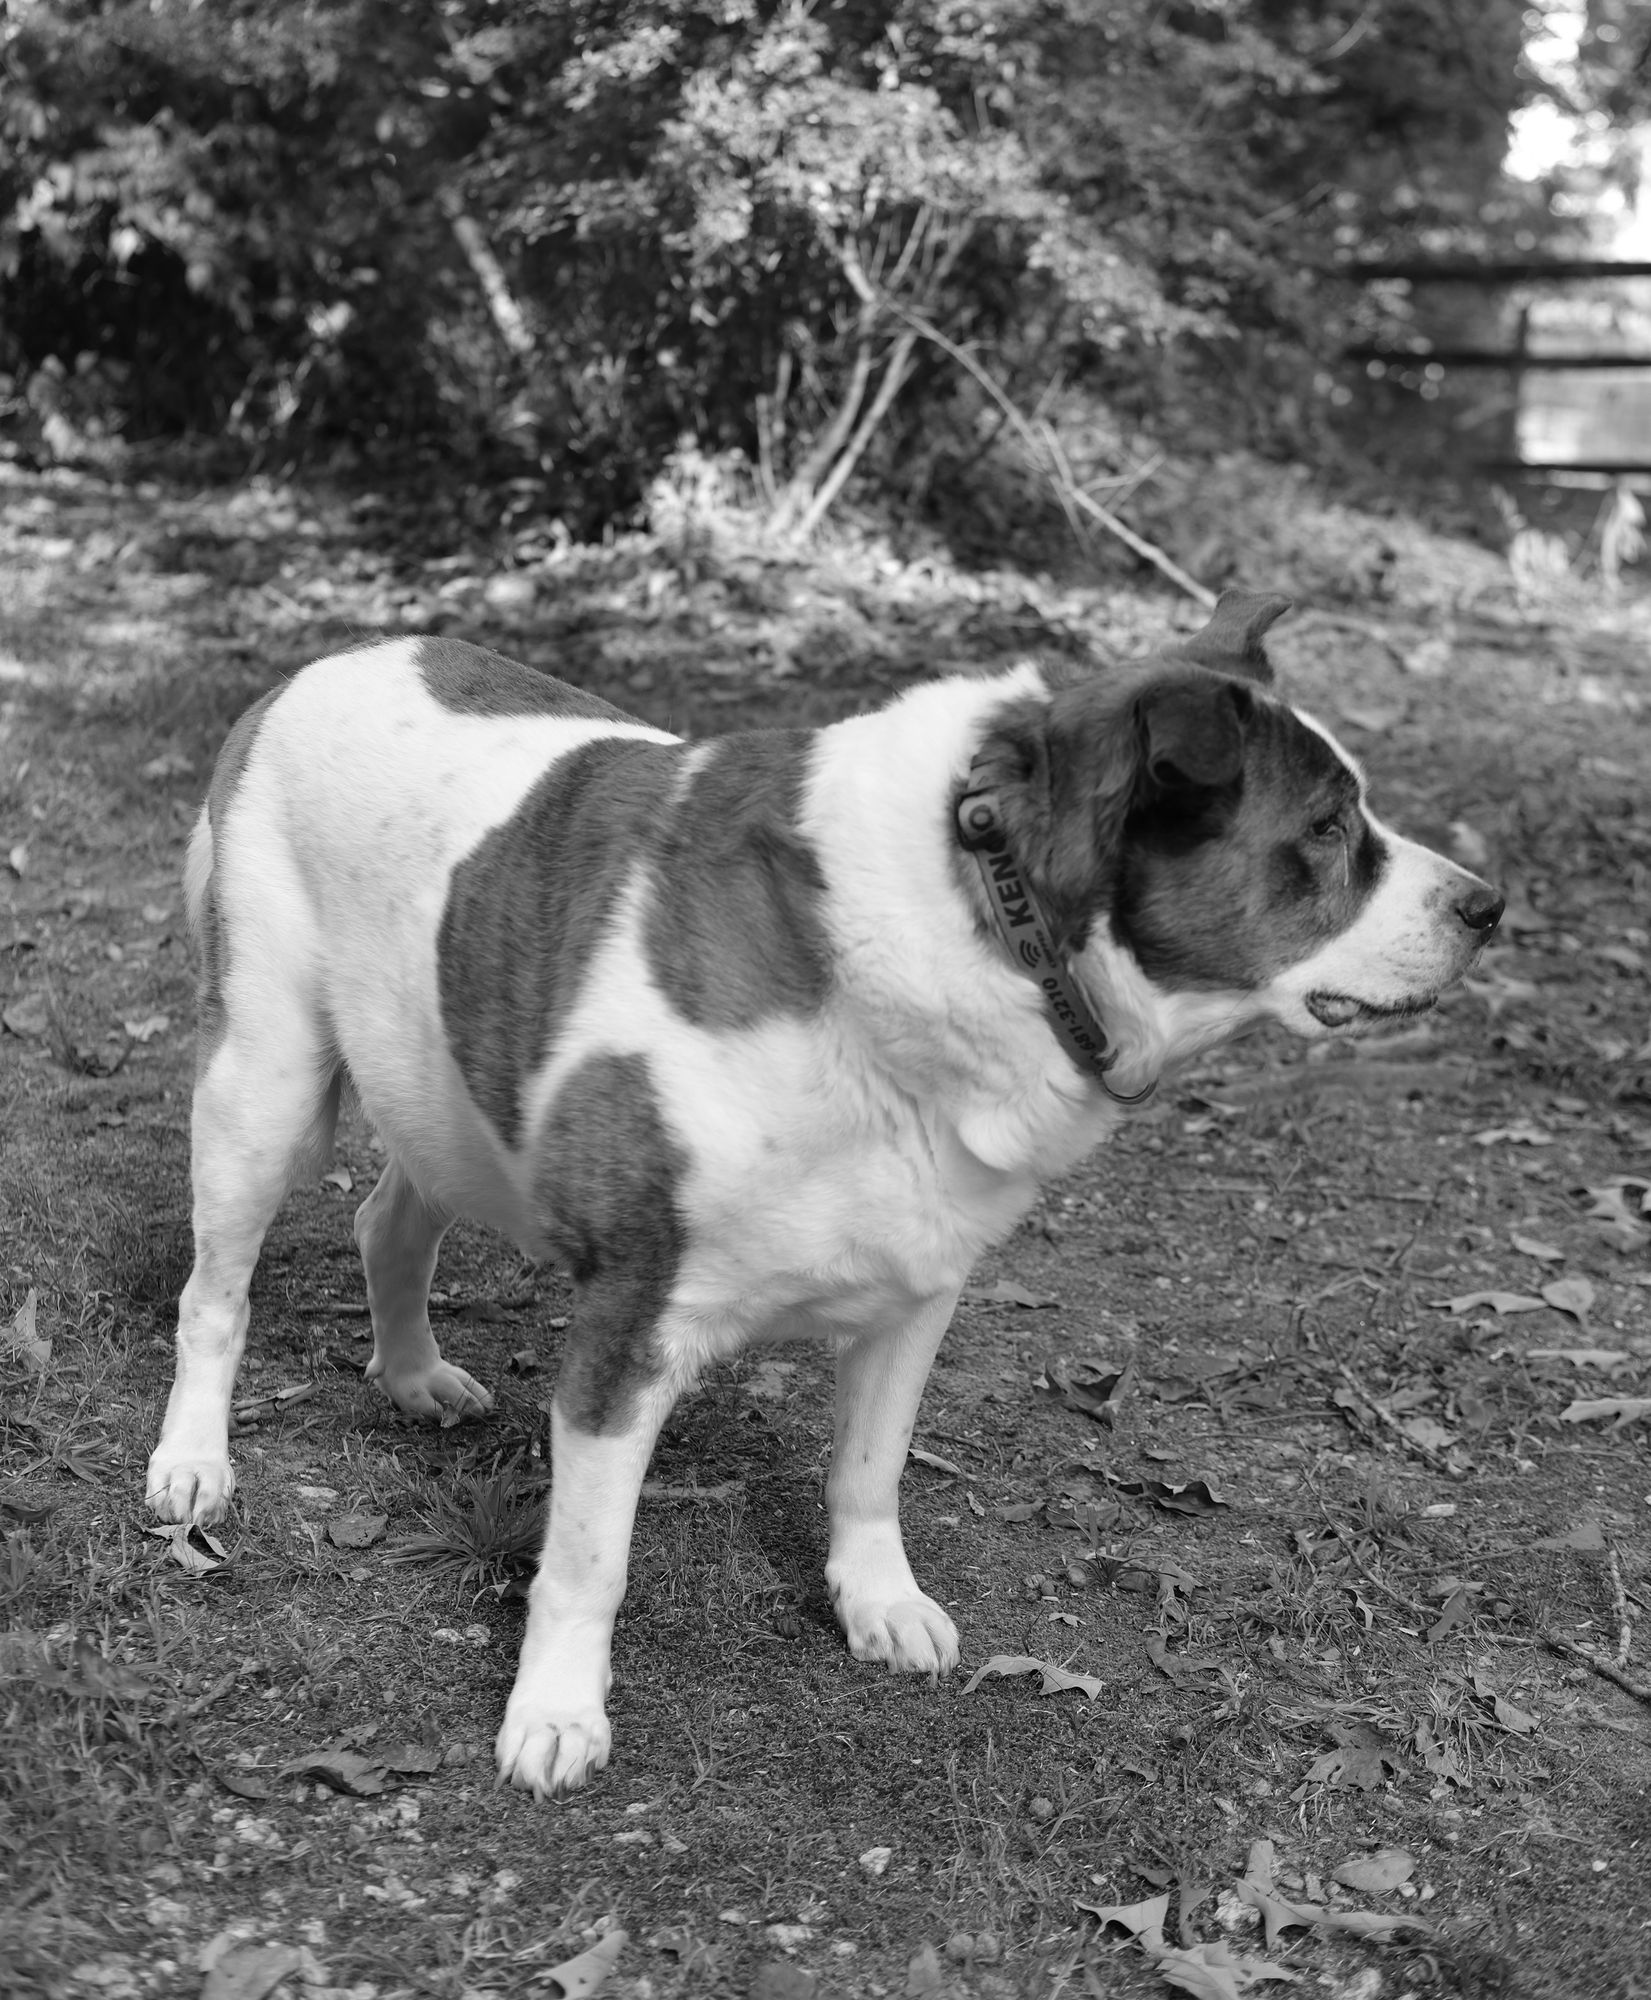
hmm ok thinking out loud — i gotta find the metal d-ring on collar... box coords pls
[955,774,1158,1106]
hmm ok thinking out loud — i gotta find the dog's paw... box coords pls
[146,1445,235,1527]
[495,1699,611,1799]
[839,1591,960,1679]
[367,1354,494,1425]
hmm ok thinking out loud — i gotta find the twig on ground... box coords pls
[1539,1632,1651,1706]
[1607,1547,1632,1669]
[1335,1362,1452,1472]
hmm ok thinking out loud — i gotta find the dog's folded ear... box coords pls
[1173,589,1292,683]
[1140,675,1252,796]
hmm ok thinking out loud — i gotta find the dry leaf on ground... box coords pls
[1331,1849,1415,1893]
[1560,1397,1651,1429]
[541,1928,627,1999]
[961,1280,1060,1309]
[962,1654,1104,1700]
[1540,1276,1595,1320]
[200,1943,303,2000]
[6,1289,50,1372]
[326,1512,388,1549]
[1433,1291,1545,1316]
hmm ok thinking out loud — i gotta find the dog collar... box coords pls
[955,775,1157,1105]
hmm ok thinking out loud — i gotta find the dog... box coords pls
[146,590,1502,1797]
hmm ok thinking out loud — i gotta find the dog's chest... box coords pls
[676,1085,1044,1340]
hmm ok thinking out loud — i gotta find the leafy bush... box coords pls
[0,0,1564,532]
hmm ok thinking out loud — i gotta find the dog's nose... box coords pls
[1456,886,1504,934]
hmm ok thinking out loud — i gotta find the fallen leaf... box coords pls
[1426,1588,1474,1644]
[1075,1892,1170,1953]
[507,1346,540,1375]
[1532,1517,1607,1552]
[278,1748,390,1796]
[1472,1123,1552,1147]
[1146,1636,1226,1686]
[858,1846,893,1878]
[1037,1358,1132,1424]
[5,841,26,879]
[5,1289,50,1372]
[1581,1182,1651,1256]
[1540,1276,1594,1321]
[1335,696,1407,733]
[1304,1722,1407,1790]
[1492,1696,1538,1734]
[321,1166,354,1193]
[326,1512,388,1550]
[201,1943,303,2000]
[219,1769,273,1801]
[1398,1416,1458,1452]
[992,1500,1043,1523]
[1433,1291,1546,1316]
[121,1012,170,1043]
[962,1280,1060,1310]
[1332,1849,1414,1894]
[1237,1839,1433,1951]
[1560,1397,1651,1429]
[541,1930,627,2000]
[1107,1473,1228,1516]
[962,1653,1105,1700]
[378,1742,444,1775]
[143,1522,228,1577]
[1511,1233,1564,1262]
[910,1448,962,1477]
[1529,1347,1630,1369]
[1,994,49,1038]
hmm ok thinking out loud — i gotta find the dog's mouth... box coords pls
[1306,991,1439,1030]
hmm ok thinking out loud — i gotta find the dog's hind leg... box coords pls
[147,987,342,1527]
[355,1158,492,1422]
[825,1291,962,1677]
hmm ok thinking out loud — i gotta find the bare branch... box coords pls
[438,188,535,362]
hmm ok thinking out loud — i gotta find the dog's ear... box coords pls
[969,669,1252,952]
[1174,589,1292,684]
[1139,674,1252,796]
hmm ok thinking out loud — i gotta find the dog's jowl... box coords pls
[147,596,1502,1797]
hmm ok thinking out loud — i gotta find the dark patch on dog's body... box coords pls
[534,1052,687,1433]
[642,732,831,1029]
[195,685,284,1070]
[437,725,833,1144]
[437,738,683,1146]
[417,637,637,723]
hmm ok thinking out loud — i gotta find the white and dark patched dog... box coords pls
[147,591,1502,1796]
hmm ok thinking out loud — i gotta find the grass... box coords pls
[2,462,1650,1998]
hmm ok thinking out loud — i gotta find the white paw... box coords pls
[367,1355,494,1424]
[495,1697,611,1799]
[839,1591,960,1678]
[146,1444,235,1526]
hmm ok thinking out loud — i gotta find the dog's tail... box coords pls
[183,806,214,946]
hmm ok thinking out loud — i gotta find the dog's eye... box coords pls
[1309,813,1343,842]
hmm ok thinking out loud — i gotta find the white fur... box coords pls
[147,636,1489,1798]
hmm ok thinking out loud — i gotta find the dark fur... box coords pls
[437,738,680,1146]
[419,637,635,722]
[642,732,833,1030]
[533,1052,688,1432]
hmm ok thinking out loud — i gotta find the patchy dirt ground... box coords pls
[2,463,1650,2000]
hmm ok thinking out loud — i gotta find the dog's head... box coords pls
[967,591,1502,1057]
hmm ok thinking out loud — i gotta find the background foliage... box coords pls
[0,0,1634,540]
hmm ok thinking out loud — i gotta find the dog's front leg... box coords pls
[496,1383,673,1798]
[825,1292,961,1677]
